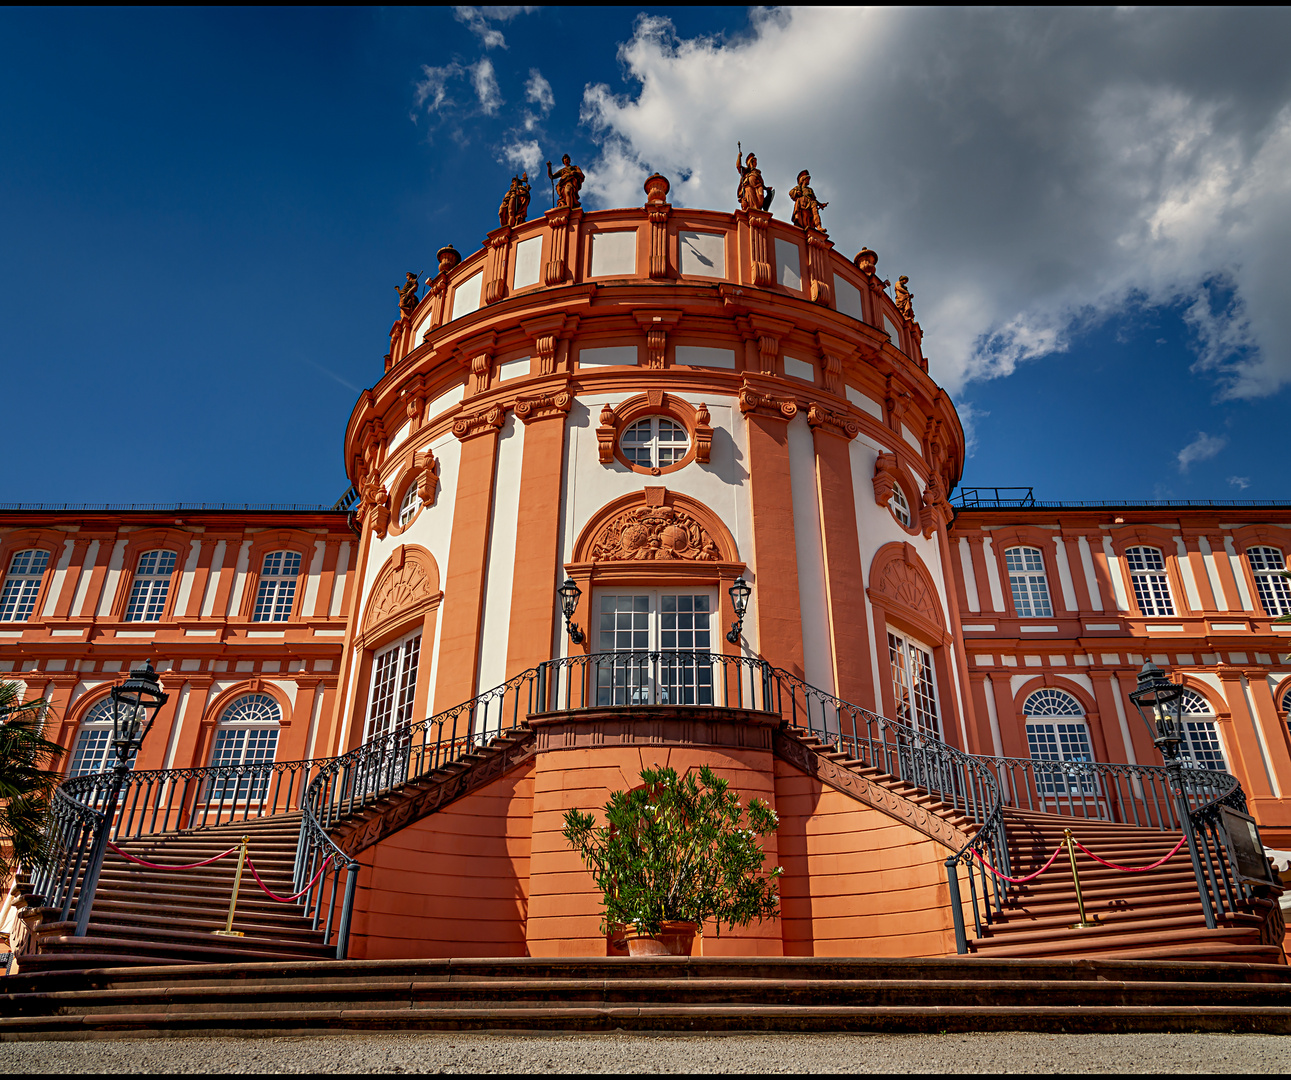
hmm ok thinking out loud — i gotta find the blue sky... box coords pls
[2,8,1287,506]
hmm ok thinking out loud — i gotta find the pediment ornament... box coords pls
[589,501,721,563]
[875,557,937,622]
[366,550,436,630]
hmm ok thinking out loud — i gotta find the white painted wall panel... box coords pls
[69,540,99,617]
[96,540,127,617]
[450,271,483,321]
[387,419,411,453]
[589,230,637,277]
[835,276,863,320]
[1175,536,1202,611]
[512,236,542,290]
[679,231,725,277]
[1102,537,1131,611]
[845,385,883,421]
[328,541,350,617]
[959,538,980,612]
[1077,536,1103,611]
[39,540,74,617]
[775,238,801,290]
[302,540,326,616]
[783,356,816,383]
[675,346,735,369]
[200,541,226,617]
[426,383,465,423]
[579,346,637,368]
[226,542,251,617]
[476,413,525,697]
[497,356,530,381]
[787,413,834,698]
[1225,537,1255,611]
[171,540,202,618]
[1052,537,1078,612]
[981,538,1006,612]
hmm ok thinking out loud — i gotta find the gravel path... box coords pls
[3,1031,1291,1073]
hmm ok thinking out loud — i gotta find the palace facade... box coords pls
[4,173,1289,960]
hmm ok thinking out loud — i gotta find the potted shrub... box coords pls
[562,764,783,956]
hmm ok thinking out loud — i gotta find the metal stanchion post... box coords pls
[1065,828,1100,929]
[213,835,250,938]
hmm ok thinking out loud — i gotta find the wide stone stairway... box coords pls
[18,815,335,974]
[2,955,1291,1038]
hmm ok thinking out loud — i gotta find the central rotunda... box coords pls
[331,167,972,958]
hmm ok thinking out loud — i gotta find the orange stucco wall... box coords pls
[775,758,960,957]
[346,761,535,959]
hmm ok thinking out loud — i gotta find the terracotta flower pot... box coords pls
[624,921,698,957]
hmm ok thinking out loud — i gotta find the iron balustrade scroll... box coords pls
[23,757,330,941]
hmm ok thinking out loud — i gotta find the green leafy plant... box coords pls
[562,764,783,939]
[0,682,63,885]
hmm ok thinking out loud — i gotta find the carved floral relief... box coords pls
[589,503,721,562]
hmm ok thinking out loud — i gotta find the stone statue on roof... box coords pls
[395,272,420,318]
[736,143,774,213]
[547,154,585,209]
[789,170,827,232]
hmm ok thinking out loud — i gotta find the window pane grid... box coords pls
[1248,547,1291,617]
[1026,721,1096,795]
[1125,546,1174,616]
[888,631,941,738]
[889,486,911,527]
[620,417,690,469]
[253,551,301,622]
[1005,547,1053,618]
[69,697,128,776]
[124,549,177,622]
[399,485,421,527]
[365,633,421,742]
[0,549,50,622]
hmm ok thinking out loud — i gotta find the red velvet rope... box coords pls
[970,843,1062,883]
[244,854,333,903]
[108,841,237,870]
[1073,834,1187,872]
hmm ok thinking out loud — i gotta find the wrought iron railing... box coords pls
[25,757,329,938]
[25,651,1267,963]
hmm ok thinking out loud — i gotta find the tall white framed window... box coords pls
[594,590,715,705]
[1125,546,1174,616]
[889,484,912,527]
[68,696,120,776]
[206,694,282,800]
[1247,547,1291,618]
[0,549,50,622]
[123,549,177,622]
[252,550,302,622]
[1179,688,1227,772]
[887,630,941,737]
[620,417,689,469]
[364,630,421,742]
[398,483,422,528]
[1005,546,1053,618]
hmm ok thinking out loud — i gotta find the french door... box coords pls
[594,591,716,706]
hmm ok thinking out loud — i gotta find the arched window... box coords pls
[1282,685,1291,716]
[887,631,941,737]
[1005,546,1053,618]
[398,483,422,528]
[1125,546,1174,616]
[124,549,177,622]
[68,696,120,776]
[207,694,281,800]
[0,549,50,623]
[1247,547,1291,618]
[1023,688,1095,797]
[252,551,301,622]
[889,484,912,528]
[1179,688,1227,772]
[620,417,689,469]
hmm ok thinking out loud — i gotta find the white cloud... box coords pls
[578,10,1291,400]
[525,69,554,114]
[413,62,463,115]
[470,58,503,116]
[452,6,535,50]
[502,139,542,175]
[1177,432,1228,472]
[1228,475,1252,490]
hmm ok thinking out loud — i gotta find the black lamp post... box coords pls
[74,660,168,936]
[1126,661,1216,927]
[558,578,585,645]
[726,577,752,645]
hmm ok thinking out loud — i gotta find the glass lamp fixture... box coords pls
[558,578,585,645]
[109,659,169,767]
[726,577,752,644]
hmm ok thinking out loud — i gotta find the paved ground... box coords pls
[3,1032,1291,1073]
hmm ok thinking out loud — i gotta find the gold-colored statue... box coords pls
[395,271,420,318]
[735,142,774,212]
[894,275,914,320]
[789,170,827,232]
[547,154,585,209]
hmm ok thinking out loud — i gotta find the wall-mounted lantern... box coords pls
[558,578,585,645]
[726,577,752,644]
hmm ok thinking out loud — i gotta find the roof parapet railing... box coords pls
[951,487,1036,508]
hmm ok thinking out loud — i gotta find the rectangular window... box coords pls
[253,550,302,622]
[364,632,421,742]
[1182,720,1228,772]
[0,549,50,622]
[1248,547,1291,618]
[1125,546,1175,616]
[594,591,714,706]
[1005,547,1053,618]
[69,728,113,777]
[123,550,177,622]
[887,631,941,738]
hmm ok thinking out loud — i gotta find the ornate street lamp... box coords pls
[558,578,585,645]
[74,660,169,936]
[1125,661,1216,928]
[726,577,752,644]
[1127,661,1185,761]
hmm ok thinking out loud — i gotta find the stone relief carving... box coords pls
[588,498,721,563]
[874,554,939,624]
[365,547,437,631]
